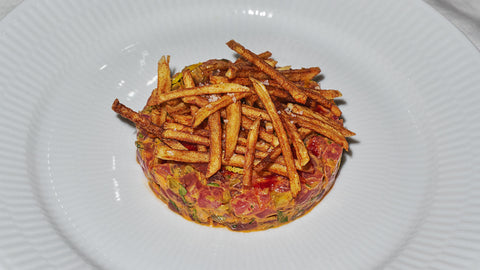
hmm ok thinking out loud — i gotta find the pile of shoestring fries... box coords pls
[112,40,355,197]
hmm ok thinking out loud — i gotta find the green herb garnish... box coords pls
[207,182,220,187]
[277,211,288,223]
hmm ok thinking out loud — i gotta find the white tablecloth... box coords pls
[1,0,479,50]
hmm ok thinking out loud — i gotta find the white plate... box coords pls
[1,0,480,269]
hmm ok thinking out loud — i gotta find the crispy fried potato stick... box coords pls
[146,56,171,106]
[281,113,310,167]
[171,114,193,126]
[146,56,171,124]
[190,104,199,118]
[243,117,261,187]
[274,156,314,173]
[226,154,288,177]
[241,116,279,146]
[156,145,210,163]
[192,92,250,128]
[265,122,274,133]
[163,122,210,137]
[303,88,342,116]
[310,89,342,100]
[288,114,349,150]
[265,85,295,102]
[233,67,320,82]
[230,77,253,86]
[227,40,307,104]
[206,111,222,178]
[234,51,272,64]
[150,110,167,126]
[288,103,355,137]
[265,58,277,67]
[254,146,282,173]
[250,78,301,196]
[241,104,271,121]
[280,67,320,81]
[255,125,313,172]
[163,139,189,150]
[161,130,210,146]
[165,102,189,115]
[158,56,171,93]
[154,83,250,104]
[182,69,196,88]
[209,75,229,84]
[234,145,269,159]
[237,137,273,153]
[112,99,163,136]
[224,102,242,161]
[298,127,313,137]
[182,96,209,107]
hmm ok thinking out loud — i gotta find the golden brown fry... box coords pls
[192,92,250,128]
[182,95,209,107]
[161,130,210,146]
[172,114,193,126]
[243,117,261,187]
[182,69,196,88]
[209,75,229,84]
[230,77,253,86]
[237,137,273,153]
[206,111,222,178]
[275,65,291,71]
[158,56,171,93]
[224,102,242,160]
[234,67,320,82]
[165,102,189,115]
[288,103,355,137]
[198,145,208,152]
[235,51,272,64]
[226,40,307,104]
[298,127,313,137]
[265,121,274,133]
[250,78,301,196]
[154,83,250,105]
[265,85,295,102]
[150,110,168,126]
[146,56,171,106]
[226,154,288,177]
[254,145,282,173]
[225,67,236,79]
[255,125,313,173]
[112,99,163,136]
[163,139,189,150]
[189,59,232,84]
[303,88,342,116]
[288,114,349,150]
[190,104,199,118]
[198,59,232,72]
[274,156,314,173]
[234,145,269,159]
[241,104,271,121]
[163,122,210,137]
[265,58,277,67]
[313,89,342,99]
[281,113,310,167]
[245,94,259,107]
[156,145,209,163]
[241,116,279,146]
[281,67,320,81]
